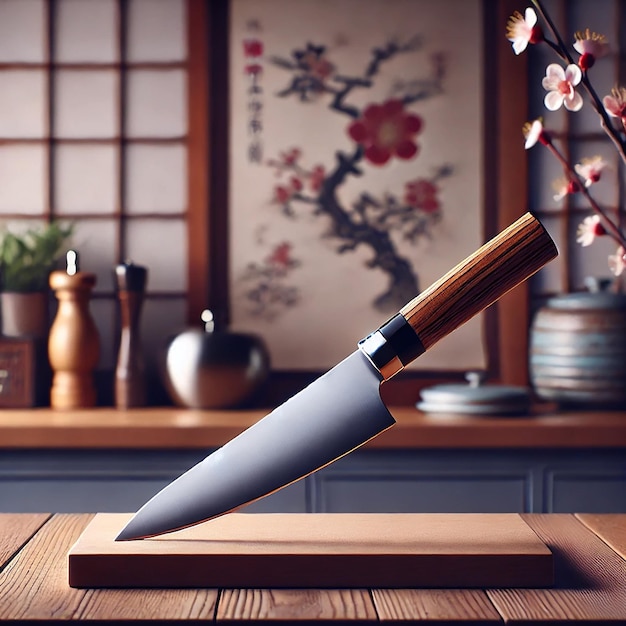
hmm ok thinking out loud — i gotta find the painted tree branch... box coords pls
[266,37,448,311]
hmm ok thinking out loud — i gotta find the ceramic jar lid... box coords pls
[417,372,531,416]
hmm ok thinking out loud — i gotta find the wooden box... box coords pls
[0,337,49,407]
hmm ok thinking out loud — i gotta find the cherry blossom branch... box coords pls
[545,141,626,248]
[531,0,626,164]
[578,76,626,165]
[531,0,574,62]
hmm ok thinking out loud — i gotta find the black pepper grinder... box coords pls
[114,260,148,409]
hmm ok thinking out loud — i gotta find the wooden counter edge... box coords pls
[0,406,624,450]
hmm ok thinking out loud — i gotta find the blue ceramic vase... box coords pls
[529,289,626,408]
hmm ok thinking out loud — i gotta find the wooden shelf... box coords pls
[0,406,624,449]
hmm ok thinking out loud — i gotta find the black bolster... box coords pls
[378,313,425,366]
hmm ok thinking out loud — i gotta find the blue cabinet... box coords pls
[1,448,624,514]
[313,449,626,514]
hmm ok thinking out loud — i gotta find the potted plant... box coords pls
[0,222,74,338]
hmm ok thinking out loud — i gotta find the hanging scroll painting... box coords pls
[228,0,486,372]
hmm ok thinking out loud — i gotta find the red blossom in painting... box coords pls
[281,148,301,166]
[289,176,303,192]
[309,165,325,192]
[243,38,263,57]
[273,174,304,205]
[266,149,300,175]
[268,150,324,201]
[274,185,292,204]
[267,242,295,269]
[347,99,423,166]
[294,44,335,81]
[241,235,301,321]
[303,53,333,80]
[404,179,440,213]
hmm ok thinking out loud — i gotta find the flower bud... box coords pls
[593,220,607,237]
[530,26,544,44]
[538,130,552,146]
[579,53,595,70]
[567,180,580,194]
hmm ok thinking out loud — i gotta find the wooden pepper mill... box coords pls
[114,260,148,409]
[48,250,100,409]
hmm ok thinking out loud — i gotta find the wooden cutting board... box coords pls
[68,513,553,589]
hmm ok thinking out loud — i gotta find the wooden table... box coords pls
[1,513,626,623]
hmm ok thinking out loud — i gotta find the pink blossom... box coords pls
[506,8,543,55]
[523,119,551,149]
[603,87,626,118]
[576,215,606,247]
[574,156,608,187]
[573,30,609,70]
[553,177,579,202]
[542,63,583,111]
[552,179,569,202]
[608,246,626,276]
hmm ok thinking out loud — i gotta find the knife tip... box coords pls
[115,519,148,542]
[114,529,142,542]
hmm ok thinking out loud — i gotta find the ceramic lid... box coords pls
[545,291,626,311]
[417,372,531,416]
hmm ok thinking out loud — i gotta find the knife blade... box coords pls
[116,212,557,541]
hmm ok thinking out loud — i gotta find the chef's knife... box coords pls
[116,212,557,541]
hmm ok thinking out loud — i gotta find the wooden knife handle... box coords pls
[401,212,557,348]
[358,212,558,381]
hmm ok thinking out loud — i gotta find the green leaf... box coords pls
[0,222,75,292]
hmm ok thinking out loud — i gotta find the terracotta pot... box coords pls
[0,291,49,339]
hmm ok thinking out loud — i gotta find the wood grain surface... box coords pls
[74,586,217,621]
[68,513,553,589]
[0,513,50,569]
[1,514,626,622]
[400,212,557,348]
[576,513,626,561]
[0,514,96,620]
[487,514,626,622]
[1,406,625,449]
[218,589,377,622]
[0,514,217,621]
[372,588,502,622]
